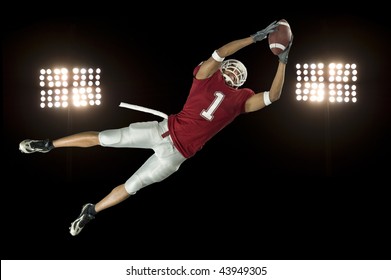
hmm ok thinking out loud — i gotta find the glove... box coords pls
[251,20,279,42]
[278,35,293,64]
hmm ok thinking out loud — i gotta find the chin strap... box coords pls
[119,102,168,119]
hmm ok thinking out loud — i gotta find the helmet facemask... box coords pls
[220,59,247,88]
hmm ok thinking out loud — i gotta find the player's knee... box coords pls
[99,129,121,146]
[125,175,143,195]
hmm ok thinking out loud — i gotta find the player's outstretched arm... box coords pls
[196,36,255,80]
[197,21,279,79]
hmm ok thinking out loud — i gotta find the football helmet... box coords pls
[220,59,247,88]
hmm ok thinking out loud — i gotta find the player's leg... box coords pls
[69,120,174,236]
[20,120,162,153]
[19,131,100,154]
[53,131,100,148]
[69,136,186,236]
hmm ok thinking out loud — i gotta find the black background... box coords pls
[2,7,390,260]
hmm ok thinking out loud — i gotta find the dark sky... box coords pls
[2,10,390,260]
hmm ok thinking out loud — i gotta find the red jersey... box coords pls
[167,64,254,158]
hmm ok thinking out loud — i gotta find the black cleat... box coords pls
[69,203,95,236]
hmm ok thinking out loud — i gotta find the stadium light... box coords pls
[38,66,102,181]
[295,62,358,103]
[295,61,359,176]
[39,66,102,109]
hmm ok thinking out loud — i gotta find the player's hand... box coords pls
[251,20,279,42]
[278,35,293,64]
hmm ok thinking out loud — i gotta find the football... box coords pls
[268,19,292,55]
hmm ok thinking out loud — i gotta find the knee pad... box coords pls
[99,129,121,146]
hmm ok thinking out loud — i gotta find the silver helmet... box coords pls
[220,59,247,88]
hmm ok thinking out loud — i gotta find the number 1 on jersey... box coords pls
[200,92,225,121]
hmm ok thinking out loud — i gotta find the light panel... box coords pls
[295,62,358,103]
[39,67,102,109]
